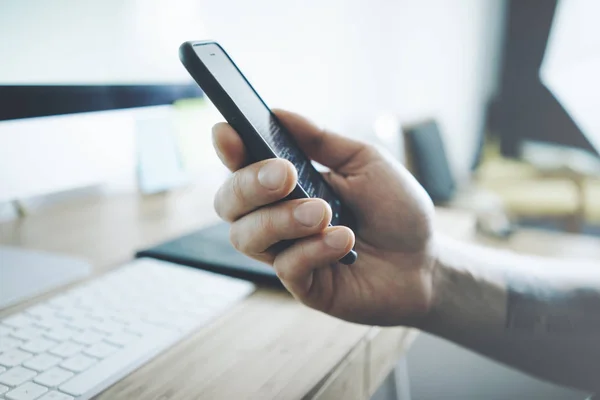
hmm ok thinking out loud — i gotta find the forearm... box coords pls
[419,235,600,392]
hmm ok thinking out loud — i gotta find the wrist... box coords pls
[397,237,447,330]
[414,234,507,334]
[412,234,468,332]
[412,252,448,331]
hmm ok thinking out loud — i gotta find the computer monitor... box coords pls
[540,0,600,156]
[0,0,209,202]
[490,0,599,159]
[0,84,202,122]
[0,84,203,202]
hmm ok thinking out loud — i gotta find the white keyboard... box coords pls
[0,258,255,400]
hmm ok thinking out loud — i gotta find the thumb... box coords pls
[272,109,371,173]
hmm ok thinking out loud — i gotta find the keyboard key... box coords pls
[38,391,74,400]
[23,354,62,372]
[5,381,48,400]
[141,311,172,326]
[0,324,14,336]
[33,317,64,331]
[48,342,84,359]
[0,349,33,367]
[20,338,57,354]
[60,354,96,372]
[47,296,72,310]
[105,332,138,347]
[64,317,97,332]
[0,366,5,374]
[3,315,34,329]
[44,327,77,342]
[91,320,122,334]
[11,326,47,342]
[60,330,177,396]
[71,330,105,346]
[25,305,57,320]
[55,309,88,323]
[83,342,118,359]
[125,321,158,335]
[0,337,23,353]
[34,367,73,387]
[0,366,37,386]
[85,308,116,321]
[0,383,8,394]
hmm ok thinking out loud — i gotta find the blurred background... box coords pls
[1,0,599,398]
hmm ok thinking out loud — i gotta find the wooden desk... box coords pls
[3,187,595,399]
[0,187,440,399]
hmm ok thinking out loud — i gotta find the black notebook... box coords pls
[136,223,280,286]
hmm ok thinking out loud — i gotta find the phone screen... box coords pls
[193,43,344,224]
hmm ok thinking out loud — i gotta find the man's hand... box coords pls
[213,110,600,391]
[212,110,435,326]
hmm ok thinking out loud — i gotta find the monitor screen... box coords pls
[0,84,203,122]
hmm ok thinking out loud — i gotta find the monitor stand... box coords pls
[0,246,92,309]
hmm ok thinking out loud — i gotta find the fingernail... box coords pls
[258,160,287,190]
[324,229,350,250]
[294,201,325,227]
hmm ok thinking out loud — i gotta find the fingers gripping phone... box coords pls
[179,41,357,265]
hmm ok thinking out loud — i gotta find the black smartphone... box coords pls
[179,40,357,265]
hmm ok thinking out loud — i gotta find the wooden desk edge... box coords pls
[305,326,416,399]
